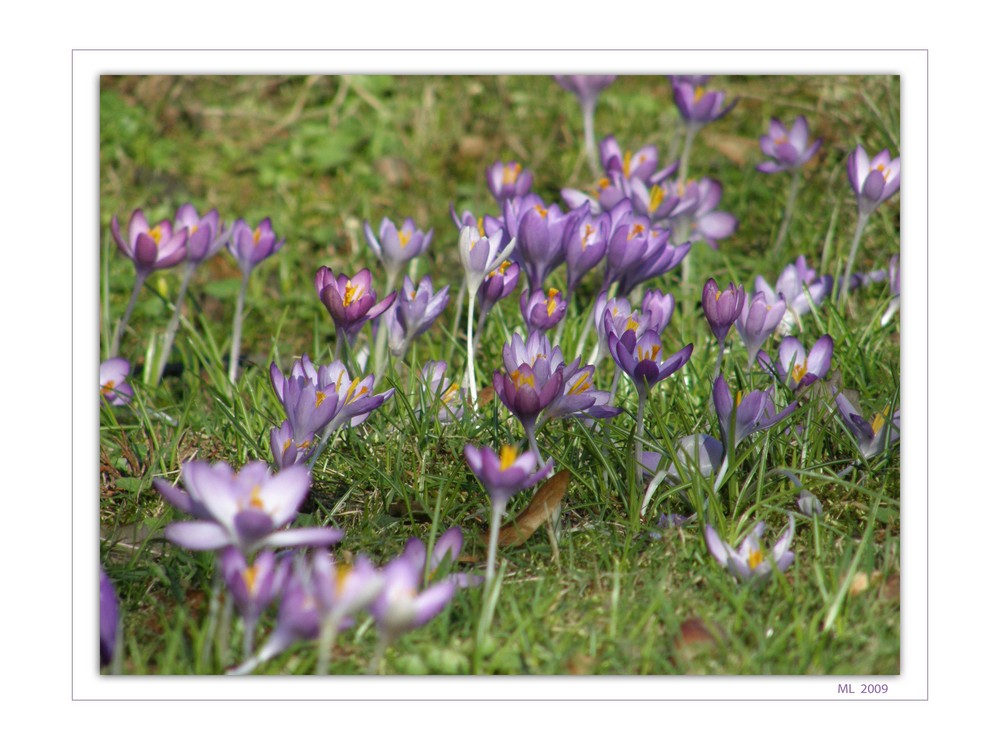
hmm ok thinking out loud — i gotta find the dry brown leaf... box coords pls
[495,470,568,548]
[848,571,870,596]
[700,132,759,167]
[880,572,900,601]
[477,386,495,406]
[675,617,719,649]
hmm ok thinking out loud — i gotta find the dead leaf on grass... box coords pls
[494,470,568,548]
[476,386,494,405]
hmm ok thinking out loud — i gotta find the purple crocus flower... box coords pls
[270,420,312,468]
[563,210,609,293]
[465,443,553,583]
[419,360,465,424]
[493,337,565,458]
[100,357,134,407]
[616,230,690,297]
[769,334,834,390]
[157,461,342,557]
[672,80,737,126]
[363,217,433,285]
[686,179,738,249]
[110,209,189,275]
[703,278,746,348]
[370,545,458,647]
[99,567,119,668]
[219,547,290,644]
[664,434,726,485]
[387,275,450,358]
[835,393,900,460]
[509,201,573,293]
[459,224,516,294]
[520,287,567,334]
[599,136,673,185]
[712,375,797,451]
[486,161,534,205]
[757,117,822,173]
[642,289,675,333]
[228,218,284,277]
[846,145,901,218]
[705,515,796,584]
[174,203,231,265]
[477,260,520,320]
[553,75,616,109]
[316,267,397,349]
[755,255,833,329]
[608,328,693,399]
[269,357,343,452]
[735,292,787,365]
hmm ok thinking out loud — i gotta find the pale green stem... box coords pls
[242,616,256,661]
[839,210,872,305]
[228,273,250,383]
[316,613,343,676]
[524,421,543,465]
[367,633,389,675]
[154,263,196,384]
[465,289,479,408]
[110,270,149,358]
[485,501,505,587]
[634,390,647,490]
[771,170,802,258]
[582,99,599,178]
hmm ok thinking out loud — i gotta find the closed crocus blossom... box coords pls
[99,567,119,668]
[174,204,231,265]
[703,278,746,348]
[755,256,833,330]
[847,146,900,217]
[712,375,797,451]
[100,357,134,407]
[370,547,457,649]
[835,393,900,460]
[758,117,822,173]
[363,217,433,286]
[705,515,796,584]
[459,224,516,294]
[511,201,573,293]
[642,289,675,333]
[563,211,609,293]
[735,292,786,366]
[672,81,737,126]
[486,161,534,205]
[477,260,520,321]
[465,443,553,584]
[158,460,342,557]
[219,547,290,655]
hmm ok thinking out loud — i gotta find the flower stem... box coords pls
[634,390,648,490]
[465,289,479,409]
[228,273,250,383]
[367,633,389,675]
[771,170,801,258]
[109,270,149,358]
[154,263,196,385]
[485,501,505,587]
[839,210,871,306]
[678,125,697,185]
[525,421,543,465]
[316,613,343,676]
[582,100,599,179]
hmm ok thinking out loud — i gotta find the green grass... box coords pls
[99,74,900,675]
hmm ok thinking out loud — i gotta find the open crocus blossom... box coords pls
[99,567,119,668]
[387,275,450,359]
[228,218,284,276]
[486,160,534,205]
[520,287,567,334]
[316,267,397,352]
[755,255,833,330]
[735,292,786,366]
[174,203,231,265]
[705,514,795,584]
[157,460,342,557]
[835,392,900,460]
[672,80,737,126]
[363,217,433,286]
[465,444,553,584]
[608,328,693,398]
[712,375,797,451]
[493,347,564,459]
[757,117,822,173]
[111,208,189,275]
[100,357,134,407]
[219,547,290,654]
[770,334,834,390]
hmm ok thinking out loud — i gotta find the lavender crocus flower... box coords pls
[642,289,675,333]
[672,81,737,126]
[493,336,565,461]
[520,287,567,334]
[685,179,738,249]
[755,255,833,331]
[316,267,397,356]
[757,117,822,173]
[835,393,900,460]
[705,515,796,584]
[157,460,342,557]
[703,279,746,367]
[226,218,285,382]
[419,360,465,424]
[510,202,573,293]
[108,209,189,357]
[608,329,693,399]
[363,217,433,288]
[99,567,119,668]
[771,334,834,390]
[270,420,313,468]
[100,357,134,407]
[563,211,610,294]
[712,375,797,451]
[219,547,290,656]
[554,75,616,175]
[465,443,553,583]
[735,292,786,366]
[387,276,450,359]
[486,161,534,205]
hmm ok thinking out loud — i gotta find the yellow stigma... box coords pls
[598,177,611,191]
[693,85,706,102]
[581,224,595,250]
[638,344,661,361]
[343,280,362,306]
[871,407,890,435]
[442,382,460,404]
[747,549,764,570]
[334,563,352,594]
[774,135,788,145]
[627,223,645,241]
[568,374,592,395]
[477,216,485,236]
[487,260,511,279]
[253,227,262,245]
[502,163,522,185]
[510,370,535,389]
[298,439,312,450]
[499,445,519,471]
[101,380,115,395]
[249,485,265,510]
[735,391,744,407]
[534,205,549,218]
[625,316,639,332]
[315,391,327,407]
[242,566,260,595]
[546,288,560,316]
[715,289,723,301]
[623,150,633,178]
[791,363,808,384]
[345,377,369,404]
[648,184,664,213]
[398,230,412,247]
[282,438,292,452]
[148,225,164,246]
